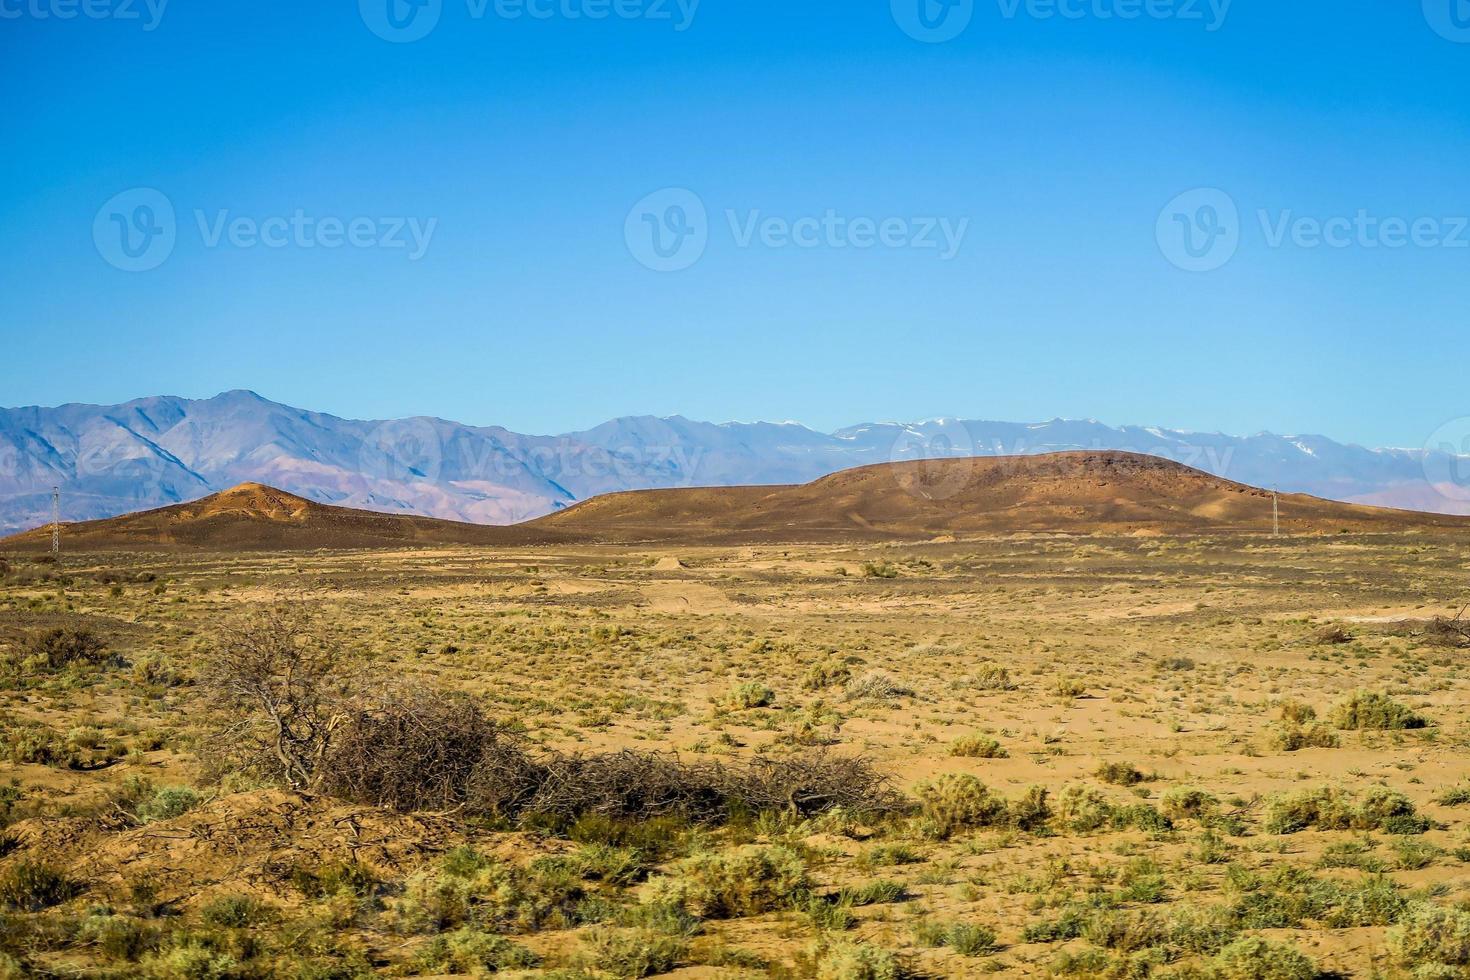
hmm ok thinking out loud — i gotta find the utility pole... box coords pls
[51,487,60,558]
[1272,488,1280,538]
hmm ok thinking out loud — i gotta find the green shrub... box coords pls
[578,926,684,978]
[666,845,809,919]
[0,860,78,910]
[1055,784,1115,832]
[413,926,539,975]
[1390,901,1470,969]
[943,922,998,956]
[138,786,204,823]
[1263,786,1427,835]
[1160,788,1218,822]
[1269,720,1341,752]
[950,735,1007,759]
[22,627,110,670]
[969,663,1016,691]
[815,941,903,980]
[199,894,276,928]
[914,774,1007,838]
[1330,690,1428,730]
[1208,936,1318,979]
[1095,762,1147,786]
[726,682,774,709]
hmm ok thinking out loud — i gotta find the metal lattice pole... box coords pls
[51,486,60,557]
[1272,488,1280,538]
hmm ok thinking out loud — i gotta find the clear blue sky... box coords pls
[1,1,1466,447]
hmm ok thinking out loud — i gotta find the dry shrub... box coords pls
[969,663,1016,691]
[526,750,900,824]
[1314,624,1353,645]
[1329,690,1428,731]
[1423,616,1470,648]
[845,671,912,702]
[528,751,728,823]
[18,627,111,671]
[1269,721,1341,752]
[1264,786,1427,835]
[199,601,352,791]
[951,735,1007,759]
[321,689,525,813]
[733,752,905,817]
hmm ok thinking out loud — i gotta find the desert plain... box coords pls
[2,521,1470,978]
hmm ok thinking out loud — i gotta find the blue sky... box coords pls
[1,0,1466,447]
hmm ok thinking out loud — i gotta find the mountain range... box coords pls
[0,390,1465,534]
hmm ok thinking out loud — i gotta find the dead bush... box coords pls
[730,752,905,817]
[321,689,527,813]
[22,627,111,670]
[199,600,353,791]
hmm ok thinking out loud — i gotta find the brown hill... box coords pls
[3,454,1466,552]
[525,451,1470,543]
[0,483,547,552]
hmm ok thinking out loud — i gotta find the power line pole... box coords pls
[1272,488,1280,538]
[51,487,60,558]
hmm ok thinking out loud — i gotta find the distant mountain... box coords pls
[531,452,1470,544]
[0,391,1465,534]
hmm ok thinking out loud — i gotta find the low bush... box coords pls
[1208,936,1319,979]
[663,845,809,919]
[814,940,903,980]
[412,926,539,975]
[0,861,78,911]
[578,926,684,978]
[914,774,1008,838]
[1269,720,1341,752]
[1390,901,1470,970]
[1329,690,1428,730]
[726,681,774,709]
[1264,786,1428,835]
[21,627,111,670]
[950,735,1007,759]
[844,671,912,702]
[1096,762,1148,786]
